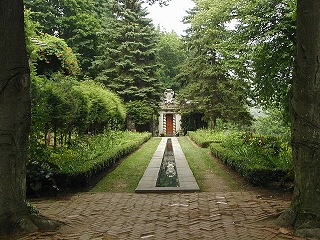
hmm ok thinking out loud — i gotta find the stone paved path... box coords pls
[16,192,307,240]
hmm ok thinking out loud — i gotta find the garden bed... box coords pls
[27,131,152,195]
[210,143,289,186]
[53,132,152,188]
[189,130,292,186]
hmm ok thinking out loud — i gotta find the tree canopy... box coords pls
[3,0,320,239]
[178,0,252,128]
[93,0,162,129]
[24,0,102,76]
[25,11,126,147]
[155,31,187,91]
[235,0,296,109]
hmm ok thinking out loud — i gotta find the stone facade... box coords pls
[158,89,181,136]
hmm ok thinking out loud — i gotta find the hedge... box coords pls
[53,132,152,188]
[209,143,289,186]
[188,130,226,148]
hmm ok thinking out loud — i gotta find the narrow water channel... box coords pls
[156,138,180,187]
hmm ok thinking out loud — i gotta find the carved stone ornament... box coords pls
[164,89,174,104]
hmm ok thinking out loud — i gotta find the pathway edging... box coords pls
[135,137,200,193]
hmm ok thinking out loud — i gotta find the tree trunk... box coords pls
[0,0,60,236]
[277,0,320,238]
[208,116,217,130]
[127,117,136,132]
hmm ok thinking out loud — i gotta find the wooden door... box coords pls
[166,114,173,136]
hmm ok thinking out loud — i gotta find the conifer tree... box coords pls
[178,0,252,128]
[94,0,162,131]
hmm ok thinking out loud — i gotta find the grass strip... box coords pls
[178,137,240,191]
[90,137,162,193]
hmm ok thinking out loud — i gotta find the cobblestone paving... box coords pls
[16,192,308,240]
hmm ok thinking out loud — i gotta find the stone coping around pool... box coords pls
[135,137,200,193]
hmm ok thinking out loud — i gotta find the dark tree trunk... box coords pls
[277,0,320,238]
[0,0,59,236]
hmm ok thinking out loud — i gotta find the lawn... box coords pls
[178,137,240,191]
[91,136,239,193]
[90,137,162,192]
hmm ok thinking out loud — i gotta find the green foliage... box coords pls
[187,119,252,146]
[30,76,126,147]
[30,75,82,147]
[44,75,82,134]
[223,132,290,162]
[126,100,154,125]
[178,0,252,128]
[26,159,59,196]
[27,143,59,196]
[180,110,207,134]
[25,10,129,196]
[93,0,162,128]
[209,131,292,185]
[32,34,81,76]
[24,0,172,77]
[188,129,292,185]
[75,80,127,133]
[50,131,152,188]
[252,108,291,138]
[26,131,151,194]
[177,0,295,122]
[155,31,187,90]
[235,0,296,110]
[210,143,289,186]
[91,137,162,192]
[24,9,41,57]
[178,137,240,191]
[24,0,102,76]
[188,130,227,148]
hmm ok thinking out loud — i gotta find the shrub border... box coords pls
[54,133,152,188]
[209,143,288,185]
[187,131,222,148]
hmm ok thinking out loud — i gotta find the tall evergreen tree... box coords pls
[178,0,252,128]
[94,0,162,131]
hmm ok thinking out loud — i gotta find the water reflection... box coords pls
[156,138,180,187]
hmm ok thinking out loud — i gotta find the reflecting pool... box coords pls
[156,138,180,187]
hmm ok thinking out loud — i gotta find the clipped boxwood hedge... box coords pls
[210,143,288,186]
[54,132,152,188]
